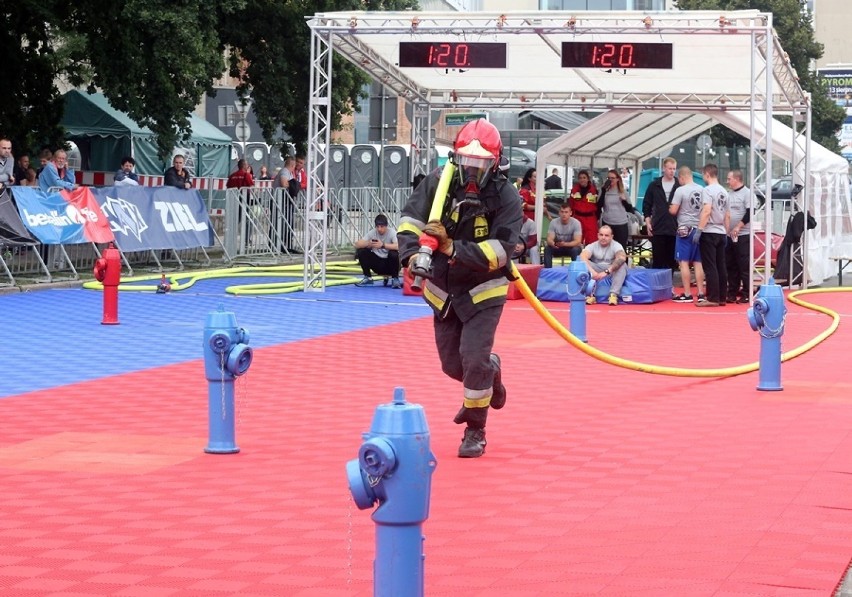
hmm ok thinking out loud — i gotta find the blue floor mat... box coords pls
[3,281,428,398]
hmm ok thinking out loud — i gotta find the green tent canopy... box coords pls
[61,90,233,178]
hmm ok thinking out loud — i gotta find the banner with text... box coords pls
[91,186,214,252]
[11,187,115,245]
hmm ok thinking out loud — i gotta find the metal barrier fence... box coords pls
[220,187,410,264]
[1,186,411,286]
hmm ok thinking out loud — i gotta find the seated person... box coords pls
[165,155,191,189]
[114,156,140,186]
[512,214,538,263]
[543,203,582,267]
[354,214,401,288]
[582,225,628,306]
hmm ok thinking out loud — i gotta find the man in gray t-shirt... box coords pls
[725,169,753,303]
[694,163,730,306]
[581,225,628,306]
[354,214,401,288]
[668,166,706,302]
[544,203,583,267]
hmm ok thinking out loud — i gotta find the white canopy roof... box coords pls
[536,109,850,175]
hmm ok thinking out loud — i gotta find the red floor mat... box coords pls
[1,293,851,596]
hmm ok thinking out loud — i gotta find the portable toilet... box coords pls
[350,144,379,187]
[381,145,409,189]
[328,145,350,190]
[243,142,268,176]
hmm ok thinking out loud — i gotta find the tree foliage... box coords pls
[1,0,417,161]
[675,0,845,154]
[221,0,418,155]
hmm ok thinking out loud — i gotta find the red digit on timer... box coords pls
[593,43,616,67]
[454,44,469,67]
[618,44,634,67]
[428,43,452,66]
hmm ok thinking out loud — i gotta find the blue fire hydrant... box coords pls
[346,387,437,597]
[566,259,594,342]
[203,306,253,453]
[747,277,786,391]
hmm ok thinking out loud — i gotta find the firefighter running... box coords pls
[398,119,523,458]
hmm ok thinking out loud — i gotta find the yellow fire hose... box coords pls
[508,261,844,378]
[410,162,457,291]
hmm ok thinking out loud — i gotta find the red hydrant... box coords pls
[93,242,121,325]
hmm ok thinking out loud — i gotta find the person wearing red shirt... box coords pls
[519,167,537,217]
[226,159,255,188]
[294,155,307,191]
[569,169,599,246]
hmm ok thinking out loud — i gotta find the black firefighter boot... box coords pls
[453,406,488,458]
[489,353,506,410]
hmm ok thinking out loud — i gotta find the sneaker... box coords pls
[458,427,487,458]
[696,294,708,303]
[737,296,750,304]
[489,354,506,410]
[696,300,719,307]
[727,295,738,304]
[585,295,597,305]
[383,277,390,287]
[390,277,402,289]
[608,293,618,306]
[672,293,692,302]
[355,276,374,287]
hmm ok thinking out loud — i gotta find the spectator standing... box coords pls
[397,118,521,459]
[519,168,537,218]
[114,156,140,186]
[581,225,628,306]
[272,157,298,252]
[544,168,562,190]
[544,203,583,267]
[569,169,599,246]
[694,163,730,307]
[669,166,706,302]
[597,169,637,249]
[258,165,270,180]
[354,214,401,288]
[226,159,255,189]
[725,169,752,304]
[642,157,679,271]
[294,155,308,192]
[165,155,192,190]
[38,149,77,191]
[14,155,32,186]
[512,214,538,263]
[0,138,14,188]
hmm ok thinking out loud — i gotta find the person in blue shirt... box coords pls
[38,149,77,192]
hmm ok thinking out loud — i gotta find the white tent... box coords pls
[535,109,852,283]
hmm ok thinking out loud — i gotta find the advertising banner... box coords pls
[818,67,852,159]
[0,189,38,246]
[92,186,213,251]
[11,187,115,245]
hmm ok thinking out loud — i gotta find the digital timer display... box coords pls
[399,42,507,69]
[561,42,673,69]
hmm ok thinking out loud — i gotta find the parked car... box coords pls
[505,146,538,181]
[755,175,802,207]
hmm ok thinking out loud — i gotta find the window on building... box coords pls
[218,105,236,128]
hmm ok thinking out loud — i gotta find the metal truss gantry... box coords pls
[307,10,811,291]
